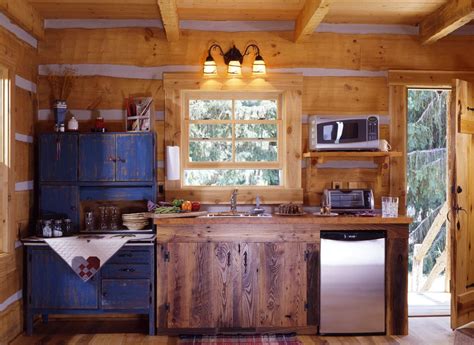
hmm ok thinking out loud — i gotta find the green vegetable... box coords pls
[154,206,181,214]
[172,199,184,208]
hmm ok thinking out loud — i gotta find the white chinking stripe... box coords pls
[43,19,424,36]
[317,23,418,35]
[39,64,388,79]
[38,109,164,121]
[39,64,200,80]
[15,75,37,93]
[15,133,34,143]
[0,290,22,312]
[45,19,163,29]
[0,13,37,48]
[15,181,33,191]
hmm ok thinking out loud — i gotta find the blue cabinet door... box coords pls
[30,248,99,309]
[39,133,78,182]
[79,134,116,181]
[116,134,154,181]
[39,185,79,227]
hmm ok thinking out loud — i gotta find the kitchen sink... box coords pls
[203,211,272,218]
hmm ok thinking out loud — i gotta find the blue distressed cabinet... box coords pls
[25,242,156,335]
[79,133,154,182]
[38,132,156,227]
[39,133,78,182]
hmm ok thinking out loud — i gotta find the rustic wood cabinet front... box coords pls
[158,241,318,332]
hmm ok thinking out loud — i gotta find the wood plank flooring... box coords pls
[10,317,454,345]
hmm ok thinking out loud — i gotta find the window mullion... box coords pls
[232,100,236,163]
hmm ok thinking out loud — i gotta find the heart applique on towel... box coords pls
[72,256,100,282]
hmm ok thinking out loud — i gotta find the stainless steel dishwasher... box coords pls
[320,231,386,334]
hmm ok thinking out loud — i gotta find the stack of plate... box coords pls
[122,213,150,230]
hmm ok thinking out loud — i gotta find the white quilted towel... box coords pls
[44,234,134,282]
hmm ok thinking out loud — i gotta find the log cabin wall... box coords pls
[0,17,38,344]
[34,24,474,210]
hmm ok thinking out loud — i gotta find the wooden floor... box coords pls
[11,317,454,345]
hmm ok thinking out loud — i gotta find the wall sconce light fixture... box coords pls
[203,43,266,76]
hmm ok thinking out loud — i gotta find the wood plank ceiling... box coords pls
[28,0,446,24]
[25,0,474,45]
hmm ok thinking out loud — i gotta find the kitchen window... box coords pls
[183,93,283,186]
[163,73,303,204]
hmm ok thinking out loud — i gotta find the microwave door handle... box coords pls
[335,121,344,144]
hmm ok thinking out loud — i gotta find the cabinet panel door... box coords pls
[39,134,78,182]
[167,243,214,328]
[257,242,307,327]
[30,248,98,309]
[79,134,116,181]
[39,185,79,227]
[101,279,150,309]
[116,134,154,181]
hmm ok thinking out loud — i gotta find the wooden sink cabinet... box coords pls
[154,216,411,335]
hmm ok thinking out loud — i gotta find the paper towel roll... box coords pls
[166,146,180,180]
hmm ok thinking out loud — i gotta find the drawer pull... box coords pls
[120,268,136,272]
[118,253,133,258]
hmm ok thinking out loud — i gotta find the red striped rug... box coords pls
[178,334,303,345]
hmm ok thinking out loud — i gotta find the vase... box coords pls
[53,100,67,132]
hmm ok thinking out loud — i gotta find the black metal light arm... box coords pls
[243,44,261,57]
[208,43,225,57]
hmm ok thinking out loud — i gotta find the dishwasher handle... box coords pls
[321,231,385,241]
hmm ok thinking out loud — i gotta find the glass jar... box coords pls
[85,212,94,231]
[64,218,72,236]
[42,220,52,238]
[98,206,108,230]
[53,219,63,237]
[109,206,120,230]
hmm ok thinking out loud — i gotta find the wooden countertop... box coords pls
[153,214,412,226]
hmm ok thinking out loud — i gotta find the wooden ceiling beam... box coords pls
[157,0,179,42]
[0,0,44,40]
[294,0,331,43]
[419,0,474,45]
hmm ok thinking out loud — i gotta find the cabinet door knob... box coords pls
[117,157,126,163]
[108,156,117,162]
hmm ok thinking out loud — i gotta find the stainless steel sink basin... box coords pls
[203,211,272,218]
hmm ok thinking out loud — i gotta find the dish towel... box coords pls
[44,234,135,282]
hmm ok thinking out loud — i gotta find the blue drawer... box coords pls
[109,249,150,264]
[101,279,150,310]
[102,263,150,279]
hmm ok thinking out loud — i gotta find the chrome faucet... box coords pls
[230,189,238,212]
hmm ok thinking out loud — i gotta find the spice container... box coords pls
[42,220,53,238]
[53,219,63,237]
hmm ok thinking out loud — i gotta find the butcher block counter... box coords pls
[154,215,411,336]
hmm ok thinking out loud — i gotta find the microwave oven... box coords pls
[309,115,380,151]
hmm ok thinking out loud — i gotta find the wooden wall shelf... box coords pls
[303,151,403,166]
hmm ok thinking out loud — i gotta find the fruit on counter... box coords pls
[172,199,184,208]
[191,201,201,212]
[181,200,192,212]
[154,206,181,214]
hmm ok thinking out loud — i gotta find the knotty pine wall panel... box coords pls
[38,28,474,71]
[0,24,37,344]
[14,88,36,137]
[37,76,164,110]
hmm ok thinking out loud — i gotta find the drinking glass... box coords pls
[98,206,108,230]
[85,212,94,231]
[109,206,120,230]
[382,197,399,218]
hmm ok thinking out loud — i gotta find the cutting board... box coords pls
[146,211,208,219]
